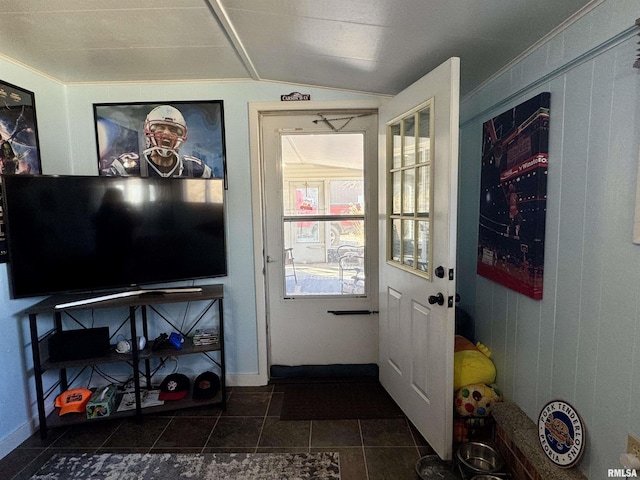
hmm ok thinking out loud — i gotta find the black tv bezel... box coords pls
[2,174,227,300]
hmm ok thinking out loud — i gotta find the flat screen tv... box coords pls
[2,175,227,299]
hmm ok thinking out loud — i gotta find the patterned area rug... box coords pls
[31,452,340,479]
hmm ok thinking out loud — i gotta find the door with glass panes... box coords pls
[261,110,378,367]
[378,58,459,460]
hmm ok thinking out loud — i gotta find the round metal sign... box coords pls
[538,399,585,468]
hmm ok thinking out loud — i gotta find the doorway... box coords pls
[248,59,459,460]
[251,105,379,372]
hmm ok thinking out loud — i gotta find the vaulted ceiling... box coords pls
[0,0,595,97]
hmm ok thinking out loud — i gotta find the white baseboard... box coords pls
[225,373,269,387]
[0,412,41,461]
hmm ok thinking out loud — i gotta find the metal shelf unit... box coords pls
[24,284,226,439]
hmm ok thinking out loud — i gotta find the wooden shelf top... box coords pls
[23,284,224,314]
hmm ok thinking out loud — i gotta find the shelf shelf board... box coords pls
[27,284,226,440]
[24,284,224,315]
[41,342,221,371]
[45,390,225,429]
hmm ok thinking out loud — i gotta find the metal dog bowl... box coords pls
[415,455,460,480]
[456,442,504,474]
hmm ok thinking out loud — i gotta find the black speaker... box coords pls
[48,327,110,362]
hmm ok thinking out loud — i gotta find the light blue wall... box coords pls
[458,0,640,476]
[0,62,71,458]
[0,70,382,457]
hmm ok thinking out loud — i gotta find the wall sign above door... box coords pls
[281,92,311,101]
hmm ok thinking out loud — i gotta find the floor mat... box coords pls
[280,381,405,420]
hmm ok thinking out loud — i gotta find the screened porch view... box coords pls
[280,133,366,297]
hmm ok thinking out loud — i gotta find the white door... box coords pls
[261,110,379,368]
[378,58,460,460]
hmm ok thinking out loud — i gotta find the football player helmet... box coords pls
[143,105,187,157]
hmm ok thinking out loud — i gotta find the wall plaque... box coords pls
[538,399,585,468]
[281,92,311,101]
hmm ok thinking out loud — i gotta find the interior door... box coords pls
[261,110,379,368]
[378,57,460,460]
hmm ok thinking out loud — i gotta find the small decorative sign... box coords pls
[281,92,311,101]
[538,399,585,468]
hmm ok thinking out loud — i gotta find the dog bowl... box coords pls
[456,441,504,474]
[470,476,505,480]
[415,455,460,480]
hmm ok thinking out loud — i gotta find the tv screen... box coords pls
[2,175,227,299]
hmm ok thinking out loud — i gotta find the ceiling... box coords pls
[0,0,595,97]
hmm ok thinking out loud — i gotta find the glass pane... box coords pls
[418,107,431,164]
[402,169,415,214]
[402,116,415,166]
[294,185,319,216]
[402,219,414,267]
[391,218,401,262]
[390,123,401,169]
[386,104,433,277]
[416,165,429,216]
[329,179,364,215]
[392,172,401,215]
[295,220,320,243]
[330,217,365,247]
[279,132,367,296]
[417,220,429,272]
[284,220,365,296]
[283,220,319,252]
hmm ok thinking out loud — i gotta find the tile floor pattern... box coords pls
[0,384,438,480]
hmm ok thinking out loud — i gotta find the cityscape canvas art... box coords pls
[477,92,550,300]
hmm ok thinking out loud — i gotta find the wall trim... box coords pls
[461,24,637,129]
[248,100,382,386]
[463,0,605,100]
[0,420,35,461]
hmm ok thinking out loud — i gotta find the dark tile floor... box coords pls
[0,383,442,480]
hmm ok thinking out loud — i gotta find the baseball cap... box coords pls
[158,373,190,400]
[55,388,93,416]
[192,371,220,400]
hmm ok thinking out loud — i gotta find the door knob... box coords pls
[428,293,444,306]
[434,266,445,278]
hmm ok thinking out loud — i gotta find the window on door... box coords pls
[281,133,366,297]
[387,100,433,279]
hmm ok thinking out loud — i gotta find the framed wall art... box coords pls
[0,80,43,263]
[93,100,227,187]
[477,92,550,300]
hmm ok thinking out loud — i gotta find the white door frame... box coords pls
[249,100,382,384]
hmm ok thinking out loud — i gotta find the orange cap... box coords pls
[55,388,93,416]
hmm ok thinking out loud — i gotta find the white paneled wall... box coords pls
[457,1,640,476]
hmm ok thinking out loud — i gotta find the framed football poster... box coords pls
[94,100,227,188]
